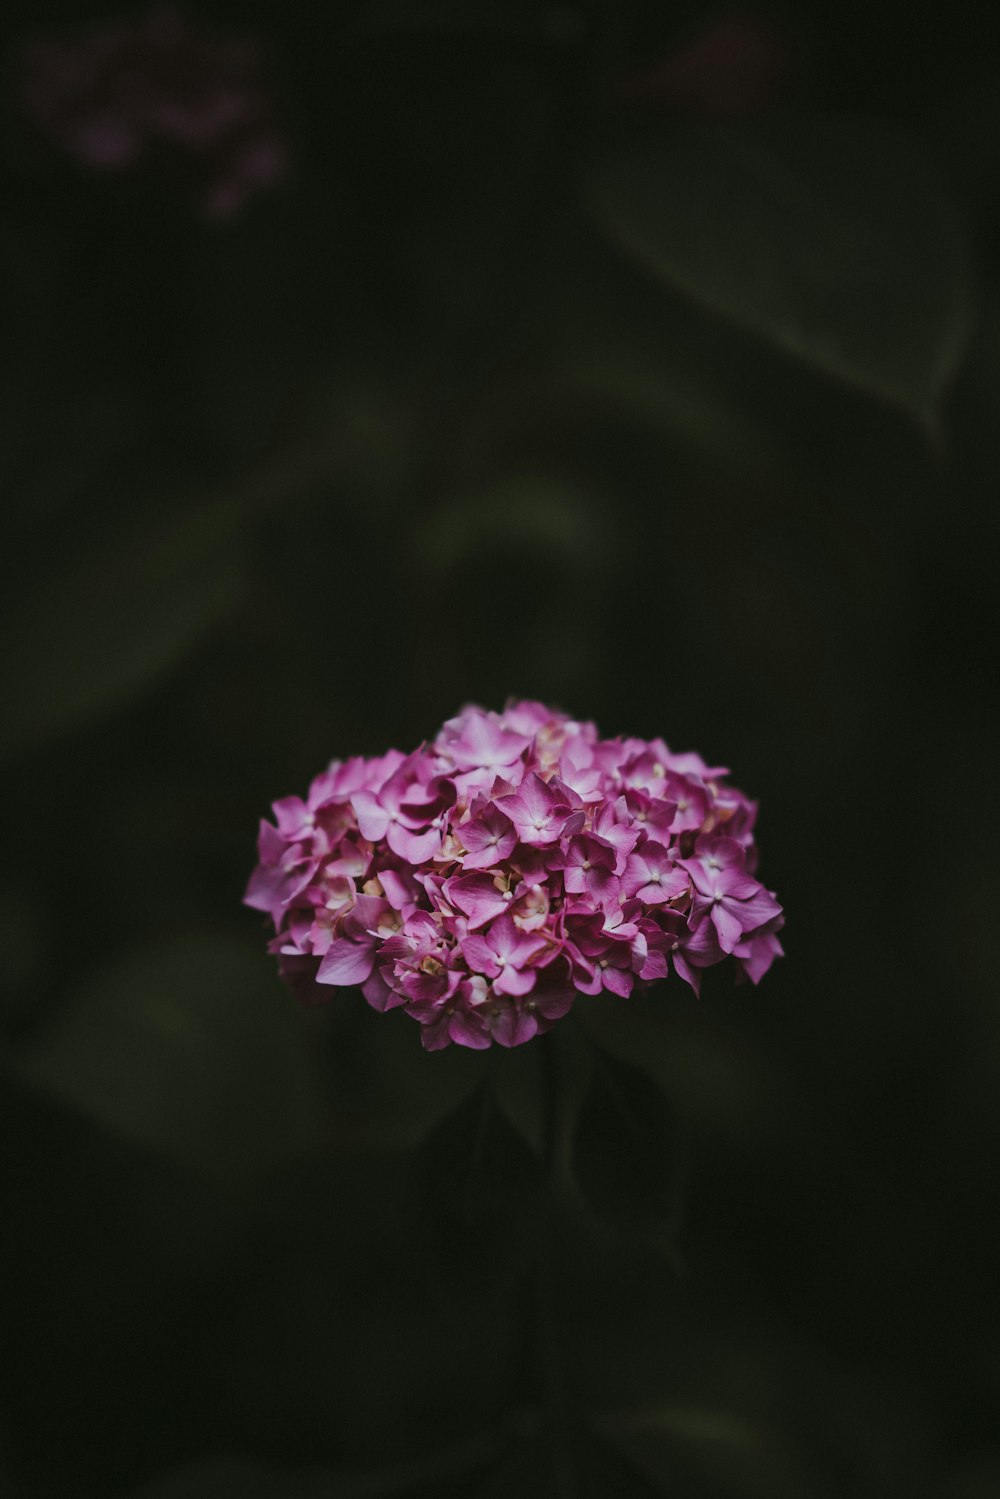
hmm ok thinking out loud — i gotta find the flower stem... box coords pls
[536,1028,577,1496]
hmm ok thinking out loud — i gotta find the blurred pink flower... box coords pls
[16,4,287,217]
[623,13,787,117]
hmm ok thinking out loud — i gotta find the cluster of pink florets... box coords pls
[16,5,286,219]
[245,702,783,1050]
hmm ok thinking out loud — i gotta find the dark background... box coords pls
[1,3,999,1496]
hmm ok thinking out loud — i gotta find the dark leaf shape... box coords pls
[572,1044,682,1235]
[128,1457,351,1498]
[584,116,972,430]
[415,475,611,576]
[0,497,246,762]
[476,1429,666,1497]
[598,1405,820,1499]
[6,932,328,1188]
[417,1082,544,1265]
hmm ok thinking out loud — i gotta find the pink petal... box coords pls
[361,967,400,1012]
[387,823,442,862]
[351,790,389,843]
[489,1005,539,1048]
[602,966,634,997]
[735,888,783,930]
[444,873,511,929]
[460,934,501,976]
[493,964,537,997]
[712,902,743,953]
[448,1011,492,1049]
[316,937,375,986]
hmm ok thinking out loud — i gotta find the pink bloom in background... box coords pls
[16,4,287,218]
[622,13,787,116]
[246,703,784,1050]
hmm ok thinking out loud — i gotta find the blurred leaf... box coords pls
[932,75,1000,226]
[558,344,790,477]
[408,471,617,711]
[522,239,797,478]
[129,1457,349,1499]
[0,498,247,762]
[950,281,1000,495]
[476,1429,665,1497]
[572,1043,682,1236]
[417,1082,543,1265]
[584,116,972,429]
[7,932,328,1187]
[0,881,47,1032]
[574,989,787,1148]
[613,1405,765,1450]
[597,1404,823,1499]
[935,1455,1000,1499]
[133,1430,518,1499]
[1,386,136,530]
[415,474,611,574]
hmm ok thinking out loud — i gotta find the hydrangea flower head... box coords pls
[246,703,784,1050]
[16,4,286,218]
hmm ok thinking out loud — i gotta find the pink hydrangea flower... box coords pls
[15,4,287,218]
[245,702,784,1049]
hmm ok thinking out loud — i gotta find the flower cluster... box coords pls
[245,703,783,1050]
[16,4,286,218]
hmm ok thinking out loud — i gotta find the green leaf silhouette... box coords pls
[417,1082,544,1266]
[572,1044,682,1237]
[584,116,972,429]
[7,932,328,1186]
[0,498,246,761]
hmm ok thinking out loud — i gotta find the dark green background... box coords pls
[1,3,998,1495]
